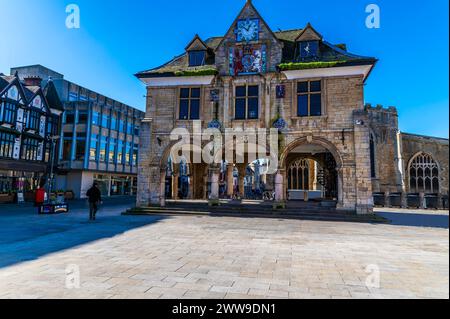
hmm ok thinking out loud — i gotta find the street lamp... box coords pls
[46,135,60,203]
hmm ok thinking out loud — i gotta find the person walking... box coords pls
[35,186,46,214]
[86,183,102,221]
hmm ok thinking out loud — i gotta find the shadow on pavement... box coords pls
[0,197,166,269]
[377,211,449,229]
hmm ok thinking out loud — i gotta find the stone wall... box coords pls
[401,133,449,194]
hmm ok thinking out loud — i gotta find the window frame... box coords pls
[188,50,206,67]
[233,84,260,120]
[178,87,201,121]
[295,79,324,118]
[0,131,16,158]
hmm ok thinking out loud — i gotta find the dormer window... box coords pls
[188,50,206,67]
[299,41,319,60]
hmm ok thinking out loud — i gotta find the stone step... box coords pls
[123,207,388,224]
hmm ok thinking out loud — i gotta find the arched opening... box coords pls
[281,138,342,205]
[408,152,440,193]
[164,156,191,199]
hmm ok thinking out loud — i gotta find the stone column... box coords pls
[172,167,179,200]
[237,165,246,199]
[353,111,374,215]
[159,168,166,207]
[209,167,220,206]
[227,165,234,198]
[273,170,286,209]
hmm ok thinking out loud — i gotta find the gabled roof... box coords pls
[135,2,377,79]
[214,0,282,53]
[185,34,209,51]
[295,23,323,42]
[0,74,64,113]
[43,80,64,111]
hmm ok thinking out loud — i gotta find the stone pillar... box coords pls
[227,165,234,198]
[419,192,426,209]
[273,170,286,209]
[353,111,374,215]
[136,118,153,207]
[159,168,166,207]
[209,167,220,206]
[237,165,246,199]
[394,130,406,192]
[172,172,179,200]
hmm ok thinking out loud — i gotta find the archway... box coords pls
[280,137,343,205]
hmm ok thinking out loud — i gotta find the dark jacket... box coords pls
[86,186,102,203]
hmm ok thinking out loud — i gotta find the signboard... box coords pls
[210,89,220,102]
[17,192,25,204]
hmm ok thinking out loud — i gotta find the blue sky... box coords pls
[0,0,448,137]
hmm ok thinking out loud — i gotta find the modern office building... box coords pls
[0,72,63,202]
[11,65,145,199]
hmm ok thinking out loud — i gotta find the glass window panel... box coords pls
[179,100,189,120]
[297,82,308,93]
[310,81,321,92]
[180,88,190,99]
[247,98,258,119]
[235,98,246,119]
[236,86,246,97]
[247,85,259,97]
[310,94,322,116]
[189,51,205,67]
[297,95,308,117]
[190,100,200,120]
[190,88,200,98]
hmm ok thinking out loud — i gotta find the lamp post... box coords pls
[46,135,60,203]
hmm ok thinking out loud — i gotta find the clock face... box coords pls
[236,19,259,42]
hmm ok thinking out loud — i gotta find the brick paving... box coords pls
[0,200,448,299]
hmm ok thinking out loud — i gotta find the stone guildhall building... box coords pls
[135,0,448,214]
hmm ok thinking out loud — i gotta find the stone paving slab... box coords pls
[0,202,448,299]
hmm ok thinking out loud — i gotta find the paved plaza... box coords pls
[0,198,448,299]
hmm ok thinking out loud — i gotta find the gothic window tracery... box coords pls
[409,153,440,193]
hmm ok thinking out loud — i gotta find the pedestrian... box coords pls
[86,183,102,221]
[35,186,46,213]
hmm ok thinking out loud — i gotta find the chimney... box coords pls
[24,76,43,87]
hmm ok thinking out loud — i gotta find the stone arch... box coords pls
[407,151,441,193]
[280,136,343,170]
[280,136,344,206]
